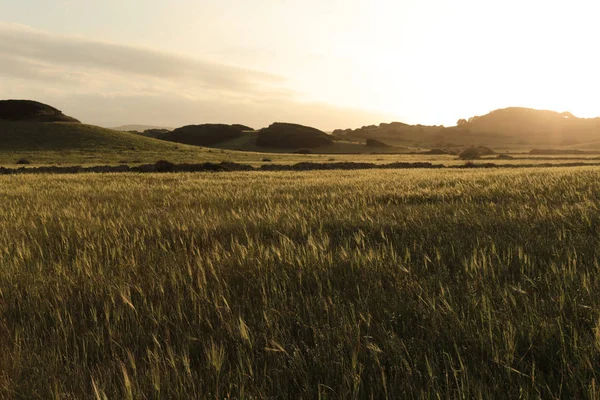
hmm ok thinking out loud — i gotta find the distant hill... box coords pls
[454,107,600,145]
[159,122,335,151]
[257,123,333,148]
[0,100,80,123]
[334,122,444,147]
[334,107,600,149]
[110,124,174,132]
[560,140,600,151]
[154,124,251,146]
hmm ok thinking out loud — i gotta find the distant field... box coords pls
[3,150,600,169]
[2,167,600,398]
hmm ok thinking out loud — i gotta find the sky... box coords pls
[1,0,600,130]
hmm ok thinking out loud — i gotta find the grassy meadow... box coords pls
[2,167,600,398]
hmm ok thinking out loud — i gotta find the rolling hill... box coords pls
[151,122,407,154]
[0,100,233,164]
[0,119,227,164]
[0,120,184,152]
[6,99,600,162]
[0,100,319,165]
[335,107,600,149]
[457,107,600,145]
[0,101,183,153]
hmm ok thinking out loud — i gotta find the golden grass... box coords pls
[1,167,600,398]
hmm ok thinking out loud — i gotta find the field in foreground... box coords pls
[2,168,600,398]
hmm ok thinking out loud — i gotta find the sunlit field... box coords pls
[3,150,600,169]
[2,168,600,398]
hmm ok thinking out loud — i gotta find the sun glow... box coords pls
[2,0,600,128]
[292,0,600,125]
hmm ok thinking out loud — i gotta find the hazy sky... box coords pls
[1,0,599,129]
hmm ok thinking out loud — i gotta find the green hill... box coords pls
[0,120,226,165]
[0,121,186,152]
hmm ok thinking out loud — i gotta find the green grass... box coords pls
[0,121,182,152]
[1,167,600,398]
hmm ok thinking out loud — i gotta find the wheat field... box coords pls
[1,167,600,398]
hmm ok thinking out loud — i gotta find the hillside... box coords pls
[335,107,600,149]
[457,107,600,145]
[0,100,80,123]
[0,100,215,164]
[0,100,170,151]
[333,122,446,147]
[0,120,189,152]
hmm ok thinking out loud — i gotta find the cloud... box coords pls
[0,22,394,129]
[0,22,281,93]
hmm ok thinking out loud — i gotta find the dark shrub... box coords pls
[459,147,481,160]
[262,158,272,162]
[476,146,496,156]
[293,149,312,154]
[459,146,495,160]
[16,158,31,164]
[154,160,175,172]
